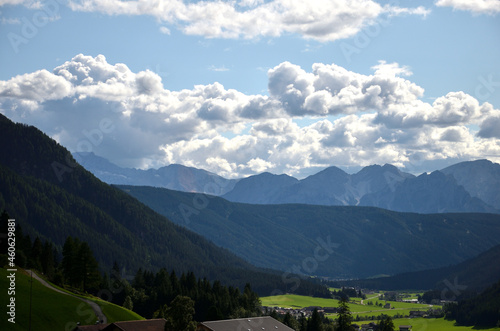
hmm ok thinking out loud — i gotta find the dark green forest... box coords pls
[0,215,262,324]
[0,113,330,297]
[444,280,500,327]
[2,113,500,330]
[335,242,500,292]
[119,184,500,278]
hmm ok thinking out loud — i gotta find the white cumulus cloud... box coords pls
[1,54,499,178]
[436,0,500,15]
[65,0,429,42]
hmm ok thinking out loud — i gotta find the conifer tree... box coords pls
[30,237,43,270]
[41,241,55,278]
[61,236,77,286]
[337,296,353,331]
[307,308,323,331]
[123,295,134,311]
[284,312,298,330]
[164,295,196,331]
[76,242,100,292]
[378,315,395,331]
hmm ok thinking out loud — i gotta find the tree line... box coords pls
[443,279,500,327]
[268,296,397,331]
[1,211,262,324]
[105,263,262,321]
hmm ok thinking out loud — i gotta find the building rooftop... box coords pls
[74,318,166,331]
[198,316,294,331]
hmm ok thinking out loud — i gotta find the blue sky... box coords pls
[0,0,499,178]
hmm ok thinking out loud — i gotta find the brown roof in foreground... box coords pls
[198,316,294,331]
[75,325,106,331]
[75,319,166,331]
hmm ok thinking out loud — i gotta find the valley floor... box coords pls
[261,294,500,331]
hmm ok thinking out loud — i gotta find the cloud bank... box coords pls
[62,0,429,42]
[1,54,499,178]
[436,0,500,15]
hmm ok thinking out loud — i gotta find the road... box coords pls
[26,270,107,324]
[360,294,380,305]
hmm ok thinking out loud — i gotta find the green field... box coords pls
[93,298,144,323]
[261,294,500,331]
[262,294,431,313]
[43,279,144,323]
[1,268,98,330]
[262,294,340,308]
[0,267,143,330]
[390,317,500,331]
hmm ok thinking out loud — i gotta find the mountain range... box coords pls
[73,152,238,195]
[118,184,500,279]
[3,113,500,290]
[0,114,328,296]
[74,152,500,214]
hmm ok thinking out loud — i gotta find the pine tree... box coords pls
[307,308,323,331]
[76,242,100,292]
[337,296,353,331]
[164,295,196,331]
[0,210,9,255]
[299,316,308,331]
[378,315,395,331]
[41,241,55,278]
[30,237,43,270]
[284,312,298,330]
[61,236,77,286]
[123,295,134,311]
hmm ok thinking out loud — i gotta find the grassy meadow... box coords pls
[43,279,144,323]
[261,293,500,331]
[0,267,142,330]
[1,268,97,330]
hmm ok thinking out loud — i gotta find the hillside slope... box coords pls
[119,185,500,279]
[0,114,325,295]
[0,268,98,330]
[338,243,500,291]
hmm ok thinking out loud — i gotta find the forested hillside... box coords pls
[119,185,500,279]
[444,280,500,327]
[336,243,500,292]
[0,114,328,296]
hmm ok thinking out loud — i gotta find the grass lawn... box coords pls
[261,294,500,330]
[0,267,144,330]
[94,299,144,323]
[261,294,340,308]
[29,270,144,323]
[1,268,97,330]
[391,317,500,331]
[261,294,431,314]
